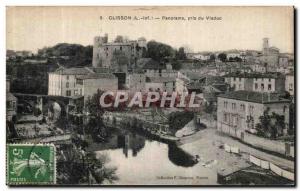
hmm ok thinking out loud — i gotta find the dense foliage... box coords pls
[168,111,194,135]
[37,43,93,67]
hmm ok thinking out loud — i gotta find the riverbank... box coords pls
[178,128,294,184]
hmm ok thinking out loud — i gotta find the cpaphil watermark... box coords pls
[98,91,202,109]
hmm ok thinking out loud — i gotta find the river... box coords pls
[87,128,217,185]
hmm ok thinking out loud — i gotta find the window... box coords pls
[268,78,271,82]
[239,78,242,82]
[234,77,236,81]
[261,84,264,90]
[66,82,69,88]
[283,105,287,113]
[12,101,16,110]
[238,84,241,90]
[249,105,254,114]
[223,113,227,122]
[74,90,78,95]
[289,83,293,91]
[232,103,236,110]
[255,83,258,90]
[66,90,71,96]
[240,104,245,111]
[268,84,272,90]
[66,75,69,80]
[80,89,82,95]
[120,46,122,51]
[6,101,11,109]
[224,101,228,109]
[76,79,83,85]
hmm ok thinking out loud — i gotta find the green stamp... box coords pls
[6,144,56,185]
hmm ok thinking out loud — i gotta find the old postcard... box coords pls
[6,6,295,186]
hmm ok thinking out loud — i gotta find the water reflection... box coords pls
[90,128,198,167]
[168,144,198,167]
[117,134,145,158]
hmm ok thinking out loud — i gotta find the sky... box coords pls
[6,6,294,53]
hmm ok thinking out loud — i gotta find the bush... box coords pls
[168,111,194,134]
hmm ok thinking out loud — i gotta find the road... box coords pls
[179,128,294,171]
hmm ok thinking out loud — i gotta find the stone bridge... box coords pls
[13,93,84,116]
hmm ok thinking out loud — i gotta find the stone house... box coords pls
[48,67,118,100]
[145,77,187,95]
[285,73,294,96]
[224,72,285,93]
[217,91,290,135]
[126,72,146,92]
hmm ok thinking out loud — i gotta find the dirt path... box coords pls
[179,128,294,171]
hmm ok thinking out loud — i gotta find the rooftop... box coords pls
[210,83,229,92]
[52,67,93,75]
[146,77,176,83]
[218,90,290,104]
[223,72,285,79]
[7,93,17,101]
[76,73,116,80]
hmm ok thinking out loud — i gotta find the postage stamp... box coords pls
[6,143,56,185]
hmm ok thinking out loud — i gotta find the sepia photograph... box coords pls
[5,6,295,186]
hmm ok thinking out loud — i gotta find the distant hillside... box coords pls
[38,43,93,67]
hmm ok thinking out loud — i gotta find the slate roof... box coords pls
[53,67,92,75]
[76,73,116,80]
[7,93,17,101]
[218,90,290,104]
[146,77,176,83]
[223,72,285,79]
[210,83,229,92]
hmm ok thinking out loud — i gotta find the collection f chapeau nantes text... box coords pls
[100,15,222,21]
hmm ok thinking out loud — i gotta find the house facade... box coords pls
[48,67,118,99]
[145,77,187,95]
[217,91,290,136]
[126,72,146,92]
[224,73,285,93]
[285,73,294,96]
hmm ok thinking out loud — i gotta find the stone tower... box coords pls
[92,34,108,68]
[262,38,269,55]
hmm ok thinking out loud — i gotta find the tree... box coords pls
[56,141,118,184]
[85,90,109,117]
[288,103,295,135]
[171,60,182,70]
[209,54,216,62]
[234,56,242,62]
[255,108,285,138]
[204,101,215,114]
[146,41,175,62]
[36,43,93,67]
[175,47,187,60]
[114,35,124,43]
[218,53,227,62]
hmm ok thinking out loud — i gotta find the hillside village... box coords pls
[6,34,295,185]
